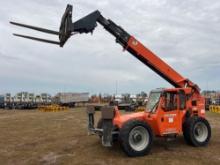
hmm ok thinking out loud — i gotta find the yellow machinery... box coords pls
[38,104,69,112]
[209,105,220,114]
[135,106,146,112]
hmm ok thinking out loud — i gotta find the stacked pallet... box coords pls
[134,106,146,112]
[209,105,220,114]
[38,104,69,112]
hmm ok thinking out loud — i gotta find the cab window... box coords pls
[164,92,178,111]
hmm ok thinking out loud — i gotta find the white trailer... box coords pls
[54,92,89,106]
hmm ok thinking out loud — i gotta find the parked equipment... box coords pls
[112,94,138,111]
[205,97,212,111]
[0,95,4,108]
[1,92,51,110]
[11,4,211,157]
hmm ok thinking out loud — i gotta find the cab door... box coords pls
[159,90,185,135]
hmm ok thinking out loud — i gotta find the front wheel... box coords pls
[119,120,153,157]
[183,117,211,147]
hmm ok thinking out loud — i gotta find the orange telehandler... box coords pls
[11,4,211,157]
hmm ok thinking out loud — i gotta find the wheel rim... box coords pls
[193,122,208,142]
[128,126,149,151]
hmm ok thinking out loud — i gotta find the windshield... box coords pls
[146,92,161,112]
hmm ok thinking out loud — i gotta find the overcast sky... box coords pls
[0,0,220,95]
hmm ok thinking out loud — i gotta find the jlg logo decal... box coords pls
[132,40,138,46]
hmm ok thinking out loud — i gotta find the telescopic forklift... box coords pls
[11,4,211,157]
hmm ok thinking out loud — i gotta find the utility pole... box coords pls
[115,80,118,95]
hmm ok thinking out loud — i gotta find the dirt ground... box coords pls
[0,108,219,165]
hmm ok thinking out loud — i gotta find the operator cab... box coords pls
[146,88,187,135]
[146,88,186,113]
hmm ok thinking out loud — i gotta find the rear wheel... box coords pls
[119,120,153,157]
[183,117,211,146]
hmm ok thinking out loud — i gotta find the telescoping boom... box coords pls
[10,4,199,92]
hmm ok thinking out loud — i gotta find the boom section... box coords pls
[126,36,186,88]
[97,14,187,88]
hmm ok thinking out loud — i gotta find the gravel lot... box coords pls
[0,108,219,165]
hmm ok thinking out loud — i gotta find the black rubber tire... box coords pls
[119,120,153,157]
[183,118,193,145]
[183,117,211,147]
